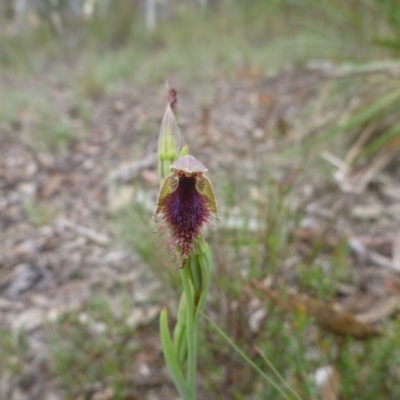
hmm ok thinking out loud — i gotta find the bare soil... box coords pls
[1,69,400,400]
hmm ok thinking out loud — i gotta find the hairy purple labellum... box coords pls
[154,155,219,268]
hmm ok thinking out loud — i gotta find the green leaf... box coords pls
[173,322,188,365]
[173,294,188,364]
[160,308,192,400]
[362,119,400,158]
[284,88,400,159]
[320,89,400,142]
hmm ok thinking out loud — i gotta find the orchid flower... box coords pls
[154,155,219,268]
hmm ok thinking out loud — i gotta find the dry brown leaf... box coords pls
[252,281,381,340]
[39,173,65,198]
[107,185,135,212]
[295,227,339,249]
[108,154,157,182]
[349,236,400,275]
[355,296,399,324]
[344,123,377,166]
[140,169,158,185]
[236,66,264,80]
[339,148,399,194]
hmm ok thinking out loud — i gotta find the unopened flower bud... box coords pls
[158,104,181,181]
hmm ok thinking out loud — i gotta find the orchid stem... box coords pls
[181,264,197,399]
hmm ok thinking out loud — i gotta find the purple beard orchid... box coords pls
[154,155,219,268]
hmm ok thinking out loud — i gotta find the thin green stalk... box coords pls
[193,245,211,327]
[202,312,303,400]
[256,346,304,400]
[289,336,314,398]
[181,265,197,399]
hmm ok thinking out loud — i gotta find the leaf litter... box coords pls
[1,67,400,399]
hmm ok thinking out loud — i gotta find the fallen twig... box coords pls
[108,154,157,182]
[348,236,400,275]
[251,280,381,340]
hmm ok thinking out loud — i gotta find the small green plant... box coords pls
[0,87,78,152]
[0,329,28,376]
[40,118,75,152]
[77,65,108,100]
[371,0,400,52]
[23,200,57,227]
[155,84,218,399]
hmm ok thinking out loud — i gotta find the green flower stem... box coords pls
[188,254,202,295]
[181,264,197,399]
[193,241,212,327]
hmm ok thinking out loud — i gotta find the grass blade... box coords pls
[202,312,303,400]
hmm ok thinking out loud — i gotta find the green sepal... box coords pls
[179,145,189,158]
[159,308,191,399]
